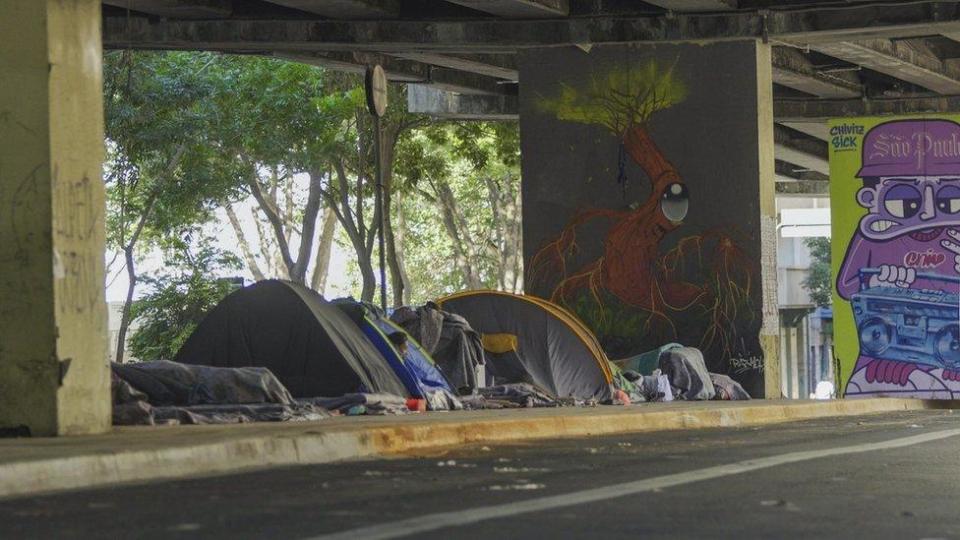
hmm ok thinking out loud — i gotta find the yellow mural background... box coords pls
[829,113,960,395]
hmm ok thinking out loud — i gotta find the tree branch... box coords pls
[246,168,296,273]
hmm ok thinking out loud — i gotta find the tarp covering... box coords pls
[710,373,751,401]
[174,280,408,399]
[436,291,613,401]
[112,360,294,406]
[391,303,485,394]
[111,361,330,425]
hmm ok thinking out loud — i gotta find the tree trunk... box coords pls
[251,208,282,279]
[114,188,162,364]
[114,244,137,363]
[380,134,408,307]
[248,175,296,277]
[245,166,323,285]
[358,252,377,303]
[434,180,481,289]
[393,191,411,305]
[508,181,524,293]
[485,177,508,291]
[225,204,266,281]
[310,208,338,294]
[112,145,187,363]
[287,170,324,284]
[326,160,378,303]
[493,174,523,293]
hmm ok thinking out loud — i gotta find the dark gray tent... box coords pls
[436,291,614,401]
[175,280,408,399]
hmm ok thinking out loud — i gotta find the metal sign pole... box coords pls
[365,65,389,312]
[374,115,387,311]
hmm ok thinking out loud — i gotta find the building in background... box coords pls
[778,197,833,399]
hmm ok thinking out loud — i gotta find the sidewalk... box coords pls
[0,398,952,499]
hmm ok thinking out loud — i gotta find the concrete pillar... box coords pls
[0,0,110,436]
[756,42,783,399]
[521,40,780,398]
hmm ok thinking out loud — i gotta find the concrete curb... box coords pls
[0,398,950,499]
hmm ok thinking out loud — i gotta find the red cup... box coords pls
[406,398,426,412]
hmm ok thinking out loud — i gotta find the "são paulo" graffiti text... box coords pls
[870,131,960,170]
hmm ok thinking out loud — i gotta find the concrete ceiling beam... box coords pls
[443,0,569,18]
[279,51,512,95]
[102,2,960,52]
[640,0,737,12]
[774,124,830,176]
[774,95,960,121]
[771,47,860,98]
[778,121,829,142]
[102,0,232,18]
[391,53,518,81]
[776,180,830,196]
[407,85,519,120]
[809,39,960,94]
[259,0,398,19]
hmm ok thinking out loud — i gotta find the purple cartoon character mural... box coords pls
[838,119,960,398]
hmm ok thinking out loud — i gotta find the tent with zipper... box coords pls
[435,291,614,401]
[174,280,409,399]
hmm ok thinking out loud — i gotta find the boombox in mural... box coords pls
[836,119,960,399]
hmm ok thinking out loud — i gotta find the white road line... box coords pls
[305,428,960,540]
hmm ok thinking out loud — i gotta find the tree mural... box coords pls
[529,60,757,362]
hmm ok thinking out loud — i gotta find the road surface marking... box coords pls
[306,428,960,540]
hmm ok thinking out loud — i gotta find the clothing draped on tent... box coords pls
[391,302,486,394]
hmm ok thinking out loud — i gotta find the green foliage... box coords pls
[104,51,244,250]
[537,59,686,136]
[802,237,833,308]
[128,241,242,361]
[398,122,523,302]
[206,55,364,170]
[104,50,524,313]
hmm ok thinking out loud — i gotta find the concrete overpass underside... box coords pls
[3,0,960,434]
[98,0,960,186]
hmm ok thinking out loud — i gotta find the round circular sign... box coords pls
[365,65,388,118]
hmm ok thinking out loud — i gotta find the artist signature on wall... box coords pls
[729,356,764,374]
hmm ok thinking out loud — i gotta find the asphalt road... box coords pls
[3,410,960,539]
